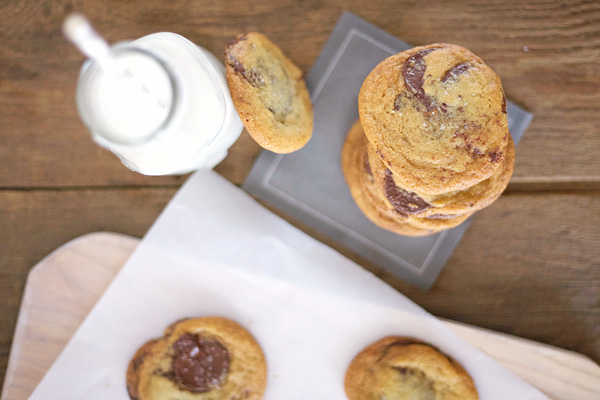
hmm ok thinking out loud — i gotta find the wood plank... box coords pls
[1,0,599,188]
[2,232,598,400]
[2,233,140,400]
[0,187,177,389]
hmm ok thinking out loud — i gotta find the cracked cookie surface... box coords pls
[345,336,478,400]
[225,32,313,153]
[359,43,509,195]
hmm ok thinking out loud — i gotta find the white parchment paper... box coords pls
[29,171,548,399]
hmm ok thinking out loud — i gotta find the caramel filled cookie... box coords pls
[345,337,478,400]
[127,317,266,400]
[225,32,313,153]
[359,43,509,195]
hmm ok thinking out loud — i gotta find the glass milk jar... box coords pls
[76,32,243,175]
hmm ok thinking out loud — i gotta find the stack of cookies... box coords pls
[343,43,514,236]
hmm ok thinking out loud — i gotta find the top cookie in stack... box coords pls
[359,43,509,196]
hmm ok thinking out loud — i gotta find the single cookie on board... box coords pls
[225,32,313,154]
[366,130,515,218]
[127,317,267,400]
[359,43,509,195]
[342,120,471,236]
[345,336,478,400]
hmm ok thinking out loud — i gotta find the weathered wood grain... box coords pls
[0,0,599,187]
[0,187,177,388]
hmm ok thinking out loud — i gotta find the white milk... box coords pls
[77,33,243,175]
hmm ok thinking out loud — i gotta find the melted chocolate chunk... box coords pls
[393,94,403,111]
[452,130,486,158]
[132,352,147,373]
[383,170,430,215]
[402,48,439,111]
[226,55,264,87]
[501,92,507,114]
[393,366,410,375]
[363,150,372,176]
[488,149,503,163]
[442,62,471,83]
[171,333,230,392]
[227,35,247,49]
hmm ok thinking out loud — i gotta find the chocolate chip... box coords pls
[402,48,439,111]
[226,55,264,87]
[383,169,430,215]
[227,34,247,48]
[442,62,471,83]
[488,149,503,163]
[501,91,507,114]
[363,150,372,176]
[393,366,410,375]
[393,94,403,111]
[132,352,147,372]
[171,334,230,393]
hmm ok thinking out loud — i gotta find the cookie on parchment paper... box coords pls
[225,32,313,154]
[345,336,478,400]
[127,317,266,400]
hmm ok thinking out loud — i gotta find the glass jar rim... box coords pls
[76,45,182,148]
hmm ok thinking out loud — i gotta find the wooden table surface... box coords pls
[1,0,599,391]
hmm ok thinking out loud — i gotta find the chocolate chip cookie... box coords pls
[365,130,515,218]
[225,32,313,153]
[359,43,509,195]
[342,120,472,236]
[345,336,478,400]
[127,317,266,400]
